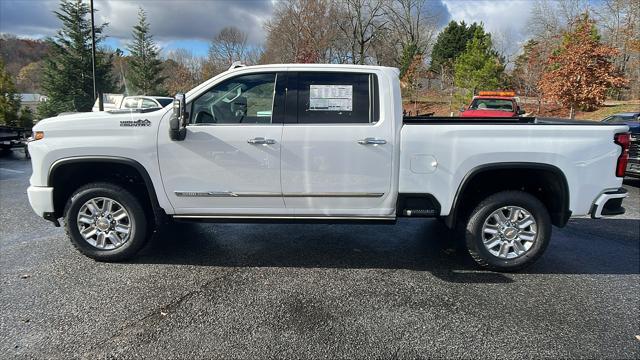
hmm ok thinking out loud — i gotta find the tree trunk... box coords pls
[569,104,575,119]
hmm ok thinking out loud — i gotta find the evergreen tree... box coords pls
[0,59,21,126]
[127,8,166,95]
[453,27,505,104]
[18,107,34,129]
[430,21,482,73]
[399,42,419,78]
[38,0,114,118]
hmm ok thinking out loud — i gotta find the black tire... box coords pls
[464,191,551,272]
[64,182,148,261]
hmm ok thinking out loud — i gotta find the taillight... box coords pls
[614,132,630,177]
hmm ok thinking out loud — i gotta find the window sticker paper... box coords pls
[309,85,353,111]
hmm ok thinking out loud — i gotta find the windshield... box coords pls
[602,115,639,123]
[469,99,514,112]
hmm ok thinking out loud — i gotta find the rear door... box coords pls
[280,70,395,216]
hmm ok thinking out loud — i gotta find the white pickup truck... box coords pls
[27,64,631,271]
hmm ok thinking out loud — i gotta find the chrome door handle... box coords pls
[358,137,387,145]
[248,137,276,145]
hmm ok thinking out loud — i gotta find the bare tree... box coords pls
[262,0,338,64]
[369,26,401,66]
[527,0,591,43]
[336,0,388,65]
[167,48,205,84]
[208,26,248,67]
[385,0,440,55]
[596,0,640,98]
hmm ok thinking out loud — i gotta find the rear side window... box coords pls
[296,72,378,124]
[157,98,173,107]
[141,99,158,109]
[122,98,139,109]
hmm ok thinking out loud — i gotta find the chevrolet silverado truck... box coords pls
[460,91,525,118]
[27,64,630,271]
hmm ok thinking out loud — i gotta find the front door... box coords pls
[280,71,395,216]
[158,72,286,215]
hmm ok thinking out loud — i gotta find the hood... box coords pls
[622,122,639,132]
[33,108,168,132]
[460,109,515,118]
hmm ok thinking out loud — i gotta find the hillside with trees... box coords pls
[0,35,50,93]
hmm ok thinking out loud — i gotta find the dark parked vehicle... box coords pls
[602,112,639,177]
[0,125,30,158]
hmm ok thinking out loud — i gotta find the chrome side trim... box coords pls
[174,191,384,198]
[284,192,384,198]
[173,215,396,220]
[175,191,281,197]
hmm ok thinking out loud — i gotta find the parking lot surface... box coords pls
[1,151,639,359]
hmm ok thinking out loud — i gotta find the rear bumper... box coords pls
[590,188,628,219]
[27,186,54,217]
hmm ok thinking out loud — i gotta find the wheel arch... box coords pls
[444,162,571,229]
[48,156,163,221]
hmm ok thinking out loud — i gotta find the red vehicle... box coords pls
[460,91,525,118]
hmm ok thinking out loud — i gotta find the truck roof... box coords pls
[226,63,400,73]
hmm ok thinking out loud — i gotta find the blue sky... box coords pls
[0,0,593,58]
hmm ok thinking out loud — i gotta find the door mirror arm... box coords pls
[169,93,187,141]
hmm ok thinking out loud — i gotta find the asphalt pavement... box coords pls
[1,150,639,359]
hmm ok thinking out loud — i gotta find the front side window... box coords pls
[296,72,377,124]
[190,73,277,125]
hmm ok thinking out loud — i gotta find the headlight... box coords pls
[32,131,44,141]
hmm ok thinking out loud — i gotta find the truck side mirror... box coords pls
[169,93,187,141]
[518,109,526,116]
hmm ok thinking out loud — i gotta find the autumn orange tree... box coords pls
[538,13,627,119]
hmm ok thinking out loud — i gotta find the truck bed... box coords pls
[399,118,628,218]
[402,116,618,126]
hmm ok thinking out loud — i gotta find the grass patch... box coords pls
[575,103,639,121]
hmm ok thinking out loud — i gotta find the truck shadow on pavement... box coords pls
[133,217,640,284]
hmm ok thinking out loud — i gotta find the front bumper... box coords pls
[27,186,54,217]
[590,188,628,219]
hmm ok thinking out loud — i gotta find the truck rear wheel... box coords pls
[64,182,148,261]
[464,191,551,272]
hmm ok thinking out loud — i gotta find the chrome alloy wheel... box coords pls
[76,197,131,250]
[481,206,537,259]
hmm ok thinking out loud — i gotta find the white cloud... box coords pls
[442,0,535,61]
[0,0,273,45]
[442,0,534,35]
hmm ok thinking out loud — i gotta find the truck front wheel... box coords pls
[64,182,148,261]
[464,191,551,272]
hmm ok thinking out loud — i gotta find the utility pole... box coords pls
[90,0,103,110]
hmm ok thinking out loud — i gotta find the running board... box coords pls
[172,214,397,224]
